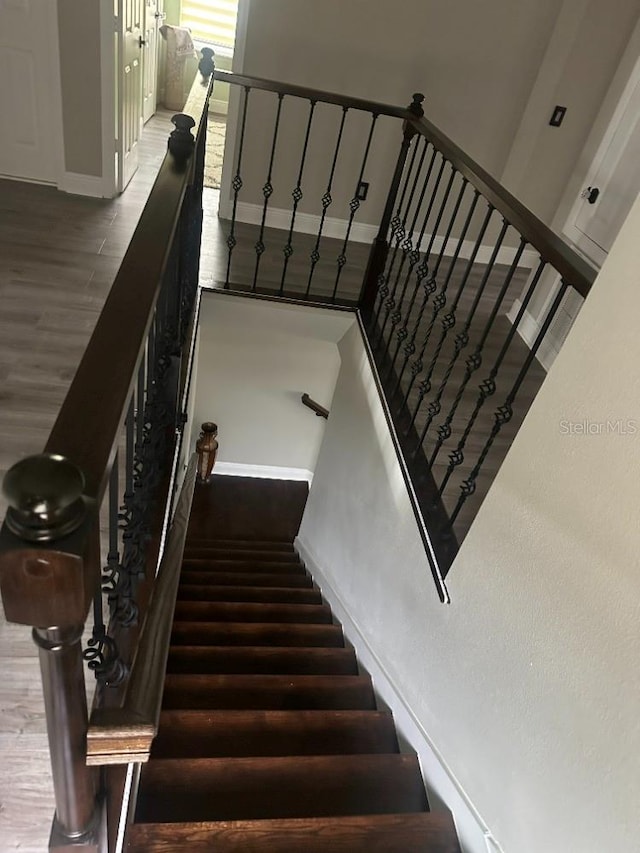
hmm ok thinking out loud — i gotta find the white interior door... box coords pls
[567,64,640,266]
[142,0,161,124]
[0,0,60,183]
[118,0,145,192]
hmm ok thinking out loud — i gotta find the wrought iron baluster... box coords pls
[402,190,482,414]
[450,280,569,524]
[83,455,128,687]
[226,85,251,289]
[372,129,421,328]
[306,106,348,298]
[392,172,468,392]
[438,258,547,497]
[429,234,527,465]
[383,148,452,367]
[378,136,432,343]
[331,112,379,302]
[116,394,140,627]
[253,92,284,291]
[389,162,458,374]
[413,212,505,452]
[280,99,317,295]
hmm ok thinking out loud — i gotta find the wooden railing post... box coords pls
[359,93,425,322]
[0,454,101,851]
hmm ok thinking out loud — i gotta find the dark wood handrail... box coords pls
[216,68,595,299]
[407,114,596,298]
[86,453,198,764]
[213,69,412,120]
[44,75,214,504]
[301,393,329,420]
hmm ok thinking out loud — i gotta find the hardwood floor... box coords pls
[0,110,175,853]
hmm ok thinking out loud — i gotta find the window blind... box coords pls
[181,0,238,49]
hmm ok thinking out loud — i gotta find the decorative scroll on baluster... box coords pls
[306,106,348,298]
[253,93,284,291]
[449,281,570,525]
[280,99,317,295]
[198,46,215,81]
[226,86,251,288]
[84,456,128,687]
[196,422,219,483]
[437,259,548,497]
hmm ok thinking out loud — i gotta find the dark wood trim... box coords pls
[87,454,198,764]
[301,394,329,420]
[407,115,596,298]
[44,74,213,505]
[213,70,411,119]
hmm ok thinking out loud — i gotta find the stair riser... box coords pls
[180,571,314,588]
[166,646,358,675]
[177,585,322,605]
[170,623,345,648]
[152,710,399,758]
[181,560,308,574]
[136,755,428,823]
[173,602,333,624]
[161,675,376,711]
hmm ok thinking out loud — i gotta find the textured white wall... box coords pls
[191,293,354,474]
[298,193,640,852]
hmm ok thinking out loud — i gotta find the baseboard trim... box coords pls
[214,461,313,483]
[295,534,503,853]
[218,199,538,270]
[507,299,558,372]
[58,172,110,198]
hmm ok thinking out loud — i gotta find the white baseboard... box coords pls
[214,461,313,484]
[295,534,503,853]
[507,299,559,372]
[218,199,538,270]
[58,172,111,198]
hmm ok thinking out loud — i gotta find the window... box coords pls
[180,0,239,51]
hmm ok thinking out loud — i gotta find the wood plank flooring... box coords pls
[0,110,175,853]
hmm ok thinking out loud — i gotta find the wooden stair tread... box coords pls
[184,539,295,552]
[166,645,358,675]
[179,570,314,588]
[181,559,307,574]
[184,548,300,562]
[170,621,345,647]
[177,584,321,605]
[173,601,333,624]
[126,812,461,852]
[151,709,399,757]
[135,754,428,822]
[161,673,375,710]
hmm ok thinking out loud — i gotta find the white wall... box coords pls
[189,292,354,477]
[298,192,640,852]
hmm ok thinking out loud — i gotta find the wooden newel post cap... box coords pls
[168,114,196,159]
[408,93,425,118]
[3,453,86,542]
[200,422,218,434]
[199,47,215,81]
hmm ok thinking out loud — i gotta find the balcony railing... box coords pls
[0,57,596,850]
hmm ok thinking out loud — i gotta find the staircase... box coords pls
[125,476,461,852]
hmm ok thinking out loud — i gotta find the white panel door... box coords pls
[142,0,161,124]
[0,0,60,183]
[568,65,640,266]
[118,0,145,191]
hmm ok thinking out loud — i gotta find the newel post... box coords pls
[196,422,218,483]
[0,454,102,851]
[359,93,425,323]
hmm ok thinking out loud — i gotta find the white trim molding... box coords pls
[294,534,502,853]
[214,461,313,483]
[58,172,110,198]
[217,200,539,270]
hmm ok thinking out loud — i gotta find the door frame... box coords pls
[100,0,117,197]
[561,15,640,267]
